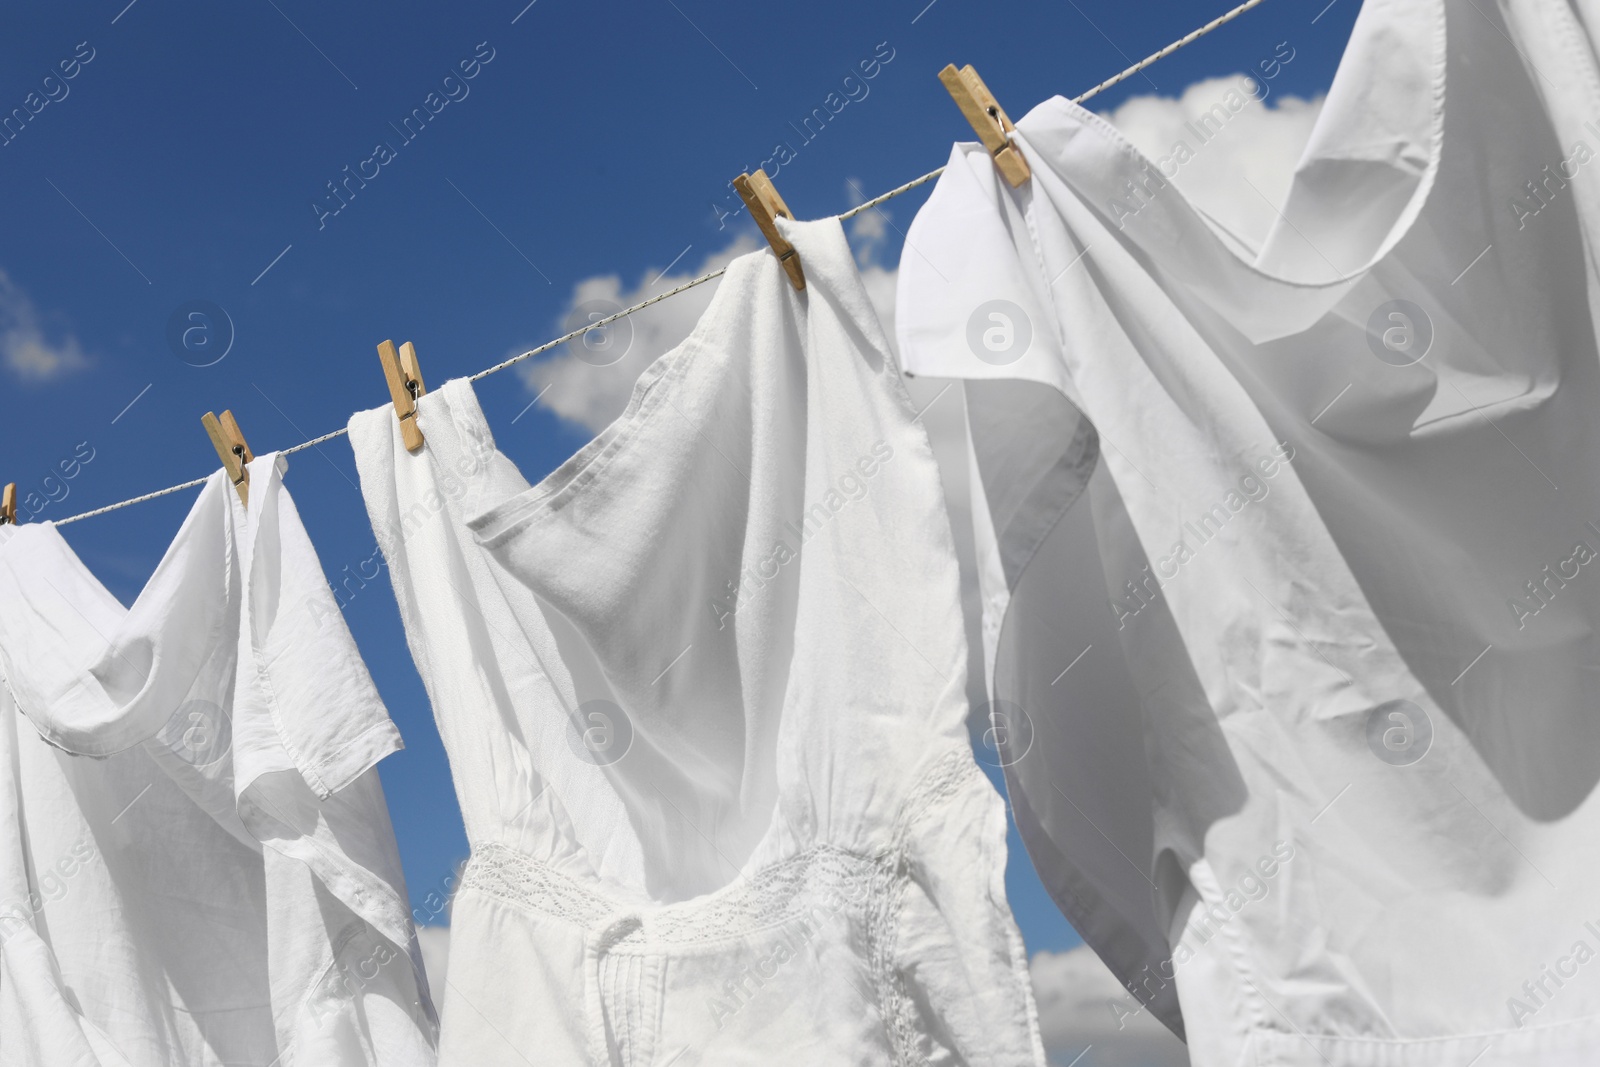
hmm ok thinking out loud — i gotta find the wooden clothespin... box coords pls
[938,64,1030,188]
[733,170,805,291]
[377,340,427,451]
[0,484,15,525]
[201,409,254,506]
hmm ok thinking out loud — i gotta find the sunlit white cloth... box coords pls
[350,218,1044,1065]
[898,0,1600,1062]
[0,460,436,1066]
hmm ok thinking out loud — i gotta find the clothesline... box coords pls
[53,0,1271,527]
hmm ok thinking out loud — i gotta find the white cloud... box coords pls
[844,180,892,271]
[1031,945,1189,1067]
[0,269,88,381]
[1100,74,1323,252]
[849,202,889,248]
[516,235,763,433]
[417,925,450,1010]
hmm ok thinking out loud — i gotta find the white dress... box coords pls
[348,217,1045,1065]
[898,0,1600,1063]
[0,457,436,1066]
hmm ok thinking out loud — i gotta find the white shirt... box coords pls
[0,458,437,1066]
[349,217,1045,1065]
[898,0,1600,1062]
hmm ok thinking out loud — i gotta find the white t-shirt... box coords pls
[348,217,1045,1065]
[0,458,436,1066]
[898,0,1600,1063]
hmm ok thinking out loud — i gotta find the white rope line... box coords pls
[281,425,355,457]
[53,476,213,525]
[51,0,1271,527]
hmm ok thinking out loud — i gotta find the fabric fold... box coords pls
[350,216,1045,1065]
[0,465,435,1066]
[898,0,1600,1062]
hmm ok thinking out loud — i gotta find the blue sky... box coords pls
[0,0,1358,956]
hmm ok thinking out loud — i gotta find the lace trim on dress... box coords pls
[456,744,986,1067]
[458,841,893,945]
[458,747,982,942]
[458,844,617,928]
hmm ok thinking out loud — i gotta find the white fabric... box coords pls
[898,0,1600,1062]
[0,458,436,1066]
[348,217,1045,1065]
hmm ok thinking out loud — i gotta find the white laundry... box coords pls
[898,0,1600,1063]
[348,217,1044,1065]
[0,458,436,1066]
